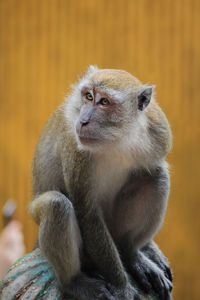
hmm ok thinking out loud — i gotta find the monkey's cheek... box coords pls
[75,121,82,136]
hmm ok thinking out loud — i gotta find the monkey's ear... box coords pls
[138,85,155,111]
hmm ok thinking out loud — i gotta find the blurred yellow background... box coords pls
[0,0,199,299]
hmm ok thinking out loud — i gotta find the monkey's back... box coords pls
[32,107,67,196]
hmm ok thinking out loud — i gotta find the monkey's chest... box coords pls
[93,156,131,212]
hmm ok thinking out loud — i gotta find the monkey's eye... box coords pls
[99,98,110,106]
[85,92,93,101]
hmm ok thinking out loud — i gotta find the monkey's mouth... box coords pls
[78,135,99,145]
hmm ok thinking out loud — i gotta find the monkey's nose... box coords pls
[76,120,89,136]
[80,120,89,126]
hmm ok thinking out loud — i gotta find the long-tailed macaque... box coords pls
[30,66,173,300]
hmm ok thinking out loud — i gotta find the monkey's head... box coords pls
[65,66,159,153]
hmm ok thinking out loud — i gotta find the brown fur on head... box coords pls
[64,66,172,168]
[90,69,141,91]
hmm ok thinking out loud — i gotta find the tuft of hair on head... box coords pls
[86,65,99,75]
[81,65,99,81]
[75,65,99,90]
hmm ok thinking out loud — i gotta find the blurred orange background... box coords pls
[0,0,199,299]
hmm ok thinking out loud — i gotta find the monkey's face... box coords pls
[75,87,126,146]
[74,84,142,152]
[66,67,154,152]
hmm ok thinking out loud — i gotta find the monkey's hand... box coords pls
[141,241,173,283]
[128,251,172,300]
[106,282,141,300]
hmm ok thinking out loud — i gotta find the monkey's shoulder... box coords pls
[146,102,172,156]
[32,106,70,195]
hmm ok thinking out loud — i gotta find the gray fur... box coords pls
[30,68,172,300]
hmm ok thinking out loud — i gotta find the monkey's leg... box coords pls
[30,191,82,286]
[141,241,173,282]
[114,169,172,300]
[30,191,115,300]
[79,215,142,300]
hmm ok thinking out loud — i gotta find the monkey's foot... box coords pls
[64,273,116,300]
[106,283,141,300]
[142,243,173,283]
[129,253,172,300]
[145,254,173,284]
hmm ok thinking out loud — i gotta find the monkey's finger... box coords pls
[157,261,173,283]
[151,257,173,283]
[129,268,152,294]
[149,272,172,300]
[149,275,165,300]
[134,292,142,300]
[161,277,172,300]
[164,265,173,283]
[100,289,116,300]
[136,276,152,294]
[156,259,173,283]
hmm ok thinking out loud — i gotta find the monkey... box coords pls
[30,66,173,300]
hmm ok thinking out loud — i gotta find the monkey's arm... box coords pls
[77,205,141,300]
[116,167,172,300]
